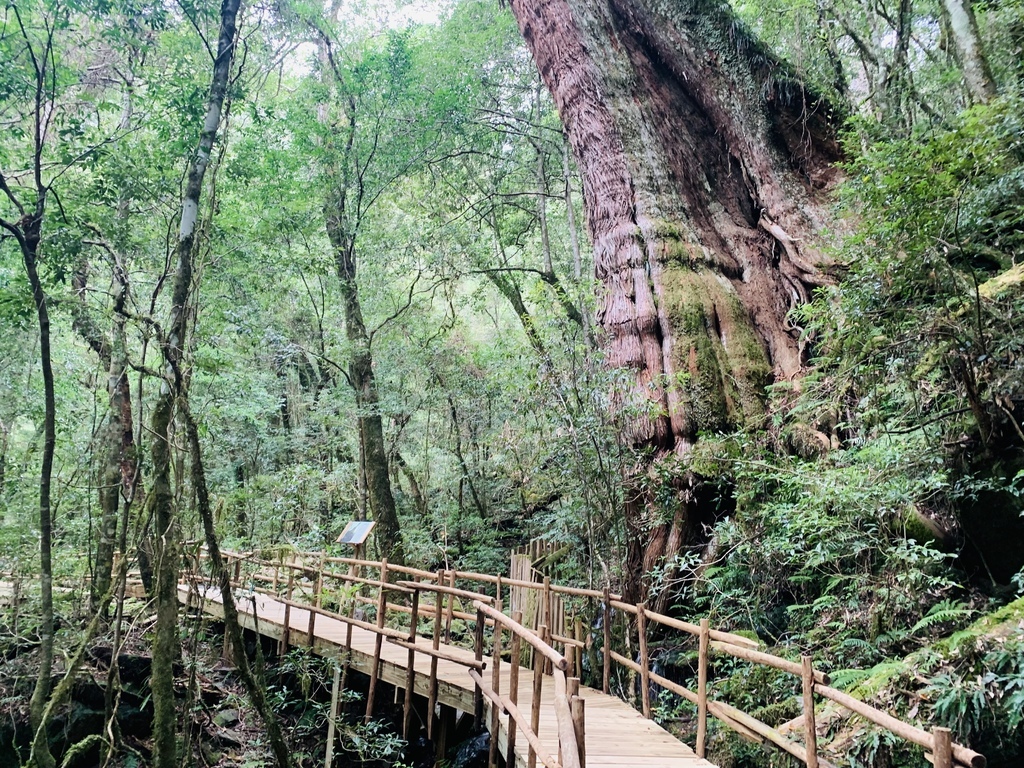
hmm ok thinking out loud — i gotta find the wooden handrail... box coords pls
[474,600,568,672]
[208,547,985,768]
[816,684,985,768]
[710,640,831,685]
[230,588,409,642]
[386,637,486,669]
[609,599,758,650]
[397,580,496,605]
[642,605,759,650]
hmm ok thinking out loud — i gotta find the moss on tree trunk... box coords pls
[509,0,842,600]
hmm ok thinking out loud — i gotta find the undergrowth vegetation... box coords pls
[646,93,1024,766]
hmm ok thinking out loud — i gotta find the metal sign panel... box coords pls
[336,520,375,545]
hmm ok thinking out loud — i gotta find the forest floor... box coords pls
[0,595,282,768]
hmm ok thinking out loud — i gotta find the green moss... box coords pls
[751,698,801,725]
[651,218,712,268]
[978,262,1024,299]
[732,628,762,646]
[898,505,943,547]
[948,595,1024,641]
[843,598,1024,699]
[660,267,732,433]
[657,265,771,436]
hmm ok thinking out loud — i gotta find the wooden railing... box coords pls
[189,548,985,768]
[191,548,584,768]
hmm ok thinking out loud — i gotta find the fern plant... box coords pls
[910,600,975,638]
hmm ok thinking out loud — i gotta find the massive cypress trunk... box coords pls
[508,0,841,601]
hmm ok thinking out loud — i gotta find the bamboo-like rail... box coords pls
[195,546,985,768]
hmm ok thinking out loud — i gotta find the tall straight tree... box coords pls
[0,5,73,763]
[148,0,241,765]
[300,19,449,565]
[508,0,842,601]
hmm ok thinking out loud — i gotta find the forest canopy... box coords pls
[1,0,1023,765]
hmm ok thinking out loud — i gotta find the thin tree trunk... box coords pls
[447,395,488,519]
[179,401,293,768]
[941,0,997,102]
[23,208,57,768]
[73,258,136,615]
[0,420,7,496]
[393,451,428,517]
[325,221,405,564]
[149,1,241,766]
[535,82,554,275]
[26,582,115,768]
[485,270,548,356]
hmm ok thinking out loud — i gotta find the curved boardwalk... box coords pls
[182,586,715,768]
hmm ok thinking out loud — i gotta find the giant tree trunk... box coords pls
[508,0,841,601]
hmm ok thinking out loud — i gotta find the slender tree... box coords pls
[941,0,998,103]
[148,0,242,764]
[0,5,65,763]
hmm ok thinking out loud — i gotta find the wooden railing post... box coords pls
[341,558,356,691]
[403,579,420,739]
[280,566,295,654]
[306,553,324,647]
[697,618,709,758]
[574,615,583,678]
[602,588,611,695]
[529,624,548,768]
[364,558,388,723]
[316,551,325,609]
[12,577,21,637]
[569,677,586,768]
[445,569,456,642]
[324,662,341,768]
[473,605,486,730]
[543,576,552,673]
[427,569,444,740]
[933,726,953,768]
[505,609,523,768]
[802,655,819,768]
[637,603,651,718]
[488,598,503,768]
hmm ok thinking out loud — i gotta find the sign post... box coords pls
[337,520,376,561]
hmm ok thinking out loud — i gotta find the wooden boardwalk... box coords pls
[182,585,715,768]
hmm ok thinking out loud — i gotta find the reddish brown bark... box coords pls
[509,0,841,601]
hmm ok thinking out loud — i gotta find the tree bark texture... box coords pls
[941,0,997,103]
[325,215,405,565]
[149,1,241,766]
[508,0,841,600]
[22,206,57,768]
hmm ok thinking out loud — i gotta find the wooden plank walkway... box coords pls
[182,585,716,768]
